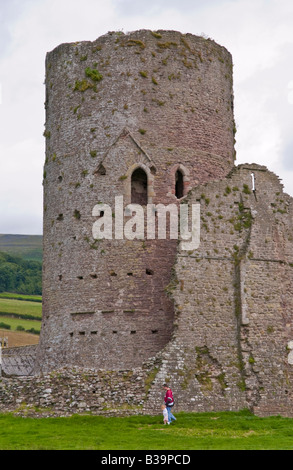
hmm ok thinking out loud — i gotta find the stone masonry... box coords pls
[1,30,293,418]
[35,29,235,373]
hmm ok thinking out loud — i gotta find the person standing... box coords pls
[163,383,176,424]
[161,404,169,424]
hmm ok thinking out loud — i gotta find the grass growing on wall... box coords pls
[0,410,293,450]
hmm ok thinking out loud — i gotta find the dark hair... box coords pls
[163,383,168,387]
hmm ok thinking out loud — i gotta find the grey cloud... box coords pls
[0,0,34,56]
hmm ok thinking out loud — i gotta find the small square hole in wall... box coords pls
[152,329,158,334]
[130,330,136,334]
[127,272,133,276]
[57,214,64,221]
[79,331,85,335]
[58,274,62,281]
[112,330,117,334]
[91,331,97,335]
[90,273,97,278]
[69,332,73,337]
[77,276,83,280]
[146,269,154,275]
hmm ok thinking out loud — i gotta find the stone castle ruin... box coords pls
[1,30,293,417]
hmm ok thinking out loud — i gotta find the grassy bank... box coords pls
[0,410,293,450]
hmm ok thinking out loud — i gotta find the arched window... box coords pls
[175,169,184,199]
[131,168,148,205]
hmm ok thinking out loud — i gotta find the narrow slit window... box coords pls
[175,169,184,199]
[131,168,148,205]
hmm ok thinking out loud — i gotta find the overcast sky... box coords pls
[0,0,292,235]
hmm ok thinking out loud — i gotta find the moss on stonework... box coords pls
[74,79,95,92]
[144,367,159,393]
[85,67,103,82]
[126,39,146,49]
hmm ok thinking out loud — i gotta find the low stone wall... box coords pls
[0,359,162,417]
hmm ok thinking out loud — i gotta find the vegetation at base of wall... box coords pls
[0,410,293,450]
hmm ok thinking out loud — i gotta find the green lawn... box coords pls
[0,410,293,450]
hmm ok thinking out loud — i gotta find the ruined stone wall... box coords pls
[0,361,160,417]
[2,167,293,417]
[2,31,292,419]
[37,30,235,373]
[145,164,293,417]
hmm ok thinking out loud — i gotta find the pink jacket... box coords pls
[164,388,174,406]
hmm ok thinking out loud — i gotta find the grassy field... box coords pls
[0,234,42,262]
[0,293,41,345]
[0,410,293,450]
[0,298,42,319]
[0,292,42,302]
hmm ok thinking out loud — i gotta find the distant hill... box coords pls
[0,234,42,262]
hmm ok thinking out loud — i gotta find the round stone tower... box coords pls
[36,30,235,373]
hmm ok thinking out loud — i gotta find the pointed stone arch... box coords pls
[168,164,190,200]
[124,162,155,205]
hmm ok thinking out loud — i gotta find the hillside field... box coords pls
[0,234,42,262]
[0,293,41,347]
